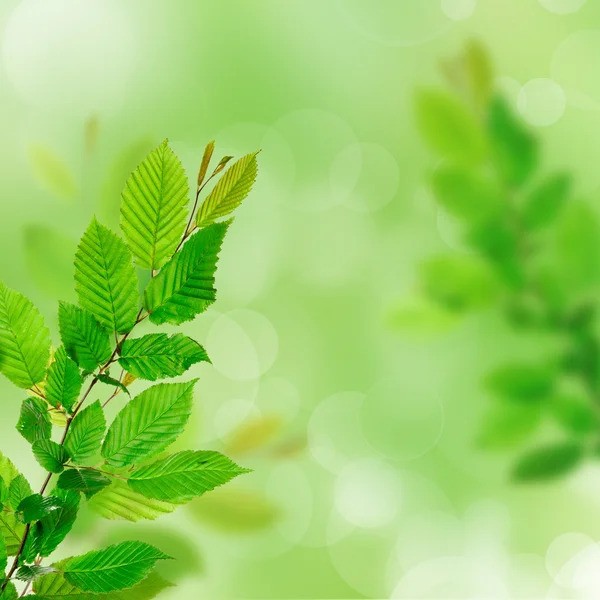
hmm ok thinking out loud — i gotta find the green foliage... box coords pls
[412,41,600,482]
[0,138,256,597]
[118,334,209,381]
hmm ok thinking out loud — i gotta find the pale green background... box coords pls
[1,1,600,598]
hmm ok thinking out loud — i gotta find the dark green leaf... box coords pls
[485,363,554,403]
[16,397,51,443]
[46,346,82,412]
[551,394,598,435]
[15,565,56,582]
[522,173,571,230]
[17,494,64,524]
[64,401,106,465]
[57,469,111,500]
[32,488,80,557]
[512,442,584,481]
[0,581,17,600]
[32,440,70,474]
[95,374,130,398]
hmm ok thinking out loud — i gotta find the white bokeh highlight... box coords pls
[518,78,566,127]
[441,0,477,21]
[539,0,587,14]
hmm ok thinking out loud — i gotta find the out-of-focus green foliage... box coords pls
[412,40,600,482]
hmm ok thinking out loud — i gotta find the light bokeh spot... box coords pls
[539,0,587,14]
[440,0,477,21]
[518,78,566,127]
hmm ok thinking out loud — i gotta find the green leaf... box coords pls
[64,401,106,465]
[477,403,542,450]
[9,474,33,511]
[32,440,70,474]
[129,451,250,502]
[0,510,25,556]
[420,254,500,312]
[121,139,190,270]
[522,173,571,230]
[61,541,171,593]
[551,394,598,435]
[32,488,80,557]
[144,221,229,325]
[17,494,64,523]
[415,89,486,164]
[102,381,197,468]
[58,303,112,372]
[0,454,19,487]
[0,581,17,600]
[16,565,56,582]
[0,518,6,572]
[88,480,178,522]
[28,144,77,201]
[16,397,51,443]
[196,152,258,228]
[95,374,130,398]
[0,281,51,389]
[46,346,83,412]
[57,469,111,500]
[74,218,139,334]
[386,294,458,337]
[197,140,215,187]
[118,334,209,381]
[431,163,503,223]
[512,442,584,481]
[485,363,555,403]
[488,95,538,186]
[34,568,172,600]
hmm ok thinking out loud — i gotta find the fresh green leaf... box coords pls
[197,140,215,187]
[129,451,250,502]
[32,440,70,474]
[144,222,229,325]
[512,442,584,481]
[15,565,56,582]
[58,303,112,372]
[196,152,258,228]
[551,394,598,435]
[0,511,25,556]
[415,89,486,164]
[522,173,571,230]
[46,346,82,412]
[0,453,19,488]
[431,163,503,223]
[17,494,64,523]
[88,479,178,522]
[95,374,130,398]
[102,381,197,468]
[488,95,538,186]
[485,363,555,403]
[28,144,77,200]
[0,581,17,600]
[121,139,189,270]
[118,334,209,381]
[16,397,51,443]
[0,518,6,572]
[74,218,139,334]
[61,541,171,593]
[32,488,80,557]
[64,401,106,465]
[9,474,33,511]
[0,281,51,389]
[57,469,111,500]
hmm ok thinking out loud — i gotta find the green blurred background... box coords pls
[3,0,600,598]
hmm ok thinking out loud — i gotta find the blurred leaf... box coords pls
[512,442,584,481]
[415,89,486,164]
[28,144,77,200]
[85,115,100,154]
[431,163,503,223]
[269,436,307,460]
[485,363,555,403]
[225,415,284,456]
[419,254,500,312]
[522,173,571,230]
[487,96,538,187]
[477,402,541,450]
[464,39,493,108]
[99,137,156,232]
[23,225,78,300]
[551,394,599,435]
[386,294,458,336]
[189,486,279,533]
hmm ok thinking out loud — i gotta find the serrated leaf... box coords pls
[415,89,486,164]
[32,488,80,557]
[9,474,33,511]
[32,440,70,474]
[16,565,56,582]
[74,218,139,334]
[64,401,106,465]
[57,469,111,500]
[0,453,19,487]
[16,397,51,443]
[102,381,196,468]
[17,494,64,523]
[121,140,190,270]
[46,346,82,412]
[58,303,112,372]
[88,479,178,522]
[0,510,25,556]
[95,374,130,398]
[0,519,6,572]
[143,222,229,325]
[61,541,170,593]
[512,442,584,482]
[0,281,51,389]
[196,152,258,228]
[28,144,77,200]
[488,95,538,186]
[129,450,249,502]
[118,334,209,381]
